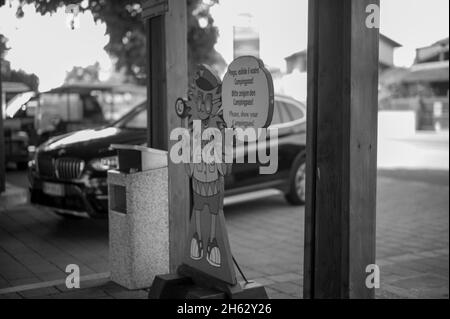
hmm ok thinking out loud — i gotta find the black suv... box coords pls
[29,94,307,218]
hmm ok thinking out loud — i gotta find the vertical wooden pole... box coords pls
[0,112,4,194]
[146,0,189,273]
[147,15,167,149]
[164,0,189,273]
[0,56,5,193]
[304,0,379,299]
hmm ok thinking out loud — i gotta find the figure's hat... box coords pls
[194,64,221,91]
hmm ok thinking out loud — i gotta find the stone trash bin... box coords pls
[107,144,169,290]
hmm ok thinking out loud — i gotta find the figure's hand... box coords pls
[217,162,232,176]
[175,98,189,119]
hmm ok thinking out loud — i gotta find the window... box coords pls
[271,101,283,125]
[122,107,147,129]
[283,102,305,121]
[270,100,305,126]
[278,102,291,123]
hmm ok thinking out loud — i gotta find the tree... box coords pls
[6,69,40,91]
[65,62,101,84]
[0,34,8,60]
[8,0,222,85]
[0,33,39,91]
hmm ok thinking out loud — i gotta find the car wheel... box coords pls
[285,154,306,206]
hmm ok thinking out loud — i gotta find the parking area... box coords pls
[0,162,448,299]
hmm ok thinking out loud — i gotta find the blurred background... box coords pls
[0,0,448,299]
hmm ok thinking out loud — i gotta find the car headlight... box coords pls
[90,156,119,171]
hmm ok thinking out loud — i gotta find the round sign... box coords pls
[222,56,274,130]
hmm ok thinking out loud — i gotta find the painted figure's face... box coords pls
[186,65,222,121]
[188,85,221,120]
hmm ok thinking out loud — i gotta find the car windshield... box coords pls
[113,102,147,129]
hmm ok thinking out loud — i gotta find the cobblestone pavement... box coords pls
[0,170,448,299]
[375,169,448,299]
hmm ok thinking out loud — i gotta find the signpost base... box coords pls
[148,265,268,299]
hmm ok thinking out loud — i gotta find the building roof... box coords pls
[403,60,449,83]
[428,37,449,48]
[416,37,449,63]
[1,82,30,94]
[285,34,401,61]
[379,34,402,48]
[284,50,307,62]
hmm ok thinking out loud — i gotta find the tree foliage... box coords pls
[1,33,39,91]
[0,34,9,60]
[9,0,221,85]
[6,69,40,91]
[65,62,100,84]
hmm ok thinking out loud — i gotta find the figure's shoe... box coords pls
[190,233,203,260]
[206,238,221,267]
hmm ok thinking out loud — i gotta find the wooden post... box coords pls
[304,0,379,299]
[144,0,189,273]
[0,56,5,193]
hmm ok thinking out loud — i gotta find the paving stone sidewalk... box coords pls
[0,171,448,299]
[0,183,28,211]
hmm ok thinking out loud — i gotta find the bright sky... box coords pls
[0,0,448,91]
[0,1,112,91]
[212,0,450,69]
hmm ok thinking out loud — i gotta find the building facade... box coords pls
[284,34,401,74]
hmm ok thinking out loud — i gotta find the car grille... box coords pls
[55,158,85,180]
[37,155,85,180]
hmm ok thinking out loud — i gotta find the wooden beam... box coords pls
[0,58,5,193]
[145,0,189,273]
[147,15,168,149]
[304,0,379,299]
[164,0,189,273]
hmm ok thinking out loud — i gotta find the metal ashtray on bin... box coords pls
[108,144,169,290]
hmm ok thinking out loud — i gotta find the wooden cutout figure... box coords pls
[175,65,237,285]
[174,58,274,290]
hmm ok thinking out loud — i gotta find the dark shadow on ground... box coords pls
[48,217,109,241]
